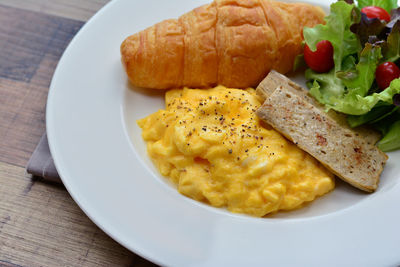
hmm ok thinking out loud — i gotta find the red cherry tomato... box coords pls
[304,40,334,73]
[361,6,391,22]
[376,62,400,90]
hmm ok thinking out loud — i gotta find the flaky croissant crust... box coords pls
[121,0,325,89]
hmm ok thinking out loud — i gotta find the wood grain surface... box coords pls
[0,1,157,266]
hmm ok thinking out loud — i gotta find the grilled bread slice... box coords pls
[256,70,381,145]
[256,85,388,192]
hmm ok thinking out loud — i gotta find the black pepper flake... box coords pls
[228,149,233,154]
[237,157,240,160]
[202,127,207,131]
[245,149,248,152]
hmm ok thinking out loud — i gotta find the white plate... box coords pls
[47,0,400,266]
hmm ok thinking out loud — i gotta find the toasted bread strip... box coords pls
[256,70,381,145]
[256,86,388,192]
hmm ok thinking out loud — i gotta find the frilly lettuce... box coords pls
[304,1,360,72]
[377,120,400,151]
[309,77,400,115]
[304,2,400,116]
[384,21,400,62]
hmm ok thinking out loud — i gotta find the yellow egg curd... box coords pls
[137,86,334,217]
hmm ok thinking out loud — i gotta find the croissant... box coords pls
[121,0,325,89]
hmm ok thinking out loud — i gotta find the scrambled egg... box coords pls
[137,86,334,217]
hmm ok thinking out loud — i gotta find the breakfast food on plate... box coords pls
[121,0,325,89]
[131,0,397,215]
[256,73,388,192]
[137,86,334,217]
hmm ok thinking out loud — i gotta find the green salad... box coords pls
[299,0,400,151]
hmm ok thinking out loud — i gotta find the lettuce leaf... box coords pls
[309,77,400,115]
[350,13,387,48]
[306,70,344,104]
[383,21,400,62]
[306,44,386,115]
[357,0,397,13]
[378,120,400,151]
[339,44,381,95]
[347,103,397,127]
[303,1,360,72]
[387,8,400,28]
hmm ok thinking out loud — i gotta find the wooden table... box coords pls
[0,1,156,266]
